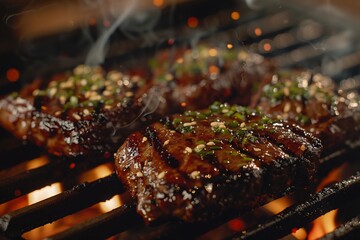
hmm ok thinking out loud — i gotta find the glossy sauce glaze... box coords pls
[0,65,151,157]
[0,47,271,158]
[115,102,322,222]
[252,70,360,154]
[150,45,274,112]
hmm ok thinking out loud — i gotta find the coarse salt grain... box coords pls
[183,121,196,127]
[163,140,170,146]
[300,145,306,151]
[185,147,192,153]
[72,113,81,120]
[157,171,166,179]
[190,171,200,179]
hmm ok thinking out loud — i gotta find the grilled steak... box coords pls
[0,47,271,158]
[251,70,360,154]
[152,45,273,112]
[114,102,322,222]
[0,66,155,158]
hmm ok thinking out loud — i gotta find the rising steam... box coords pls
[85,0,138,66]
[117,86,164,130]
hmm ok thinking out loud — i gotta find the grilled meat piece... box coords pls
[251,70,360,154]
[0,47,271,158]
[150,45,273,112]
[0,66,156,158]
[115,102,322,222]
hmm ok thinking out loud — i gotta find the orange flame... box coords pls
[81,164,122,212]
[307,165,346,239]
[262,196,307,239]
[308,209,338,240]
[26,156,63,205]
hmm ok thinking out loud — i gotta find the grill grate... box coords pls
[0,174,124,237]
[0,155,108,204]
[1,2,360,240]
[0,148,358,239]
[228,173,360,240]
[320,215,360,240]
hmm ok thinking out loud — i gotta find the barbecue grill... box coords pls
[0,1,360,239]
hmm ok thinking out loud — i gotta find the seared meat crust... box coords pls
[251,70,360,154]
[0,66,154,158]
[115,102,322,222]
[154,48,273,111]
[0,48,271,158]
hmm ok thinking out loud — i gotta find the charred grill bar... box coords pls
[0,174,124,237]
[0,156,109,204]
[0,147,359,239]
[320,215,360,240]
[228,173,360,240]
[1,1,360,240]
[1,168,359,239]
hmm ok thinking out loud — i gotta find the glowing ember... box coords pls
[187,17,199,28]
[6,68,20,82]
[228,218,245,232]
[181,102,187,107]
[230,11,240,21]
[153,0,164,7]
[263,43,272,52]
[227,43,234,49]
[228,218,245,231]
[254,27,262,36]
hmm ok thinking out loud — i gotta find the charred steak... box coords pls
[251,70,360,154]
[151,45,274,111]
[114,102,322,222]
[0,66,154,158]
[0,47,271,158]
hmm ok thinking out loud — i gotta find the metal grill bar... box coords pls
[227,173,360,240]
[0,174,123,237]
[320,215,360,240]
[0,145,42,171]
[0,135,356,239]
[46,203,142,240]
[317,147,360,180]
[0,156,108,204]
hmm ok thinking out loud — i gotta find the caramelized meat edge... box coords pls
[251,70,360,154]
[115,102,322,222]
